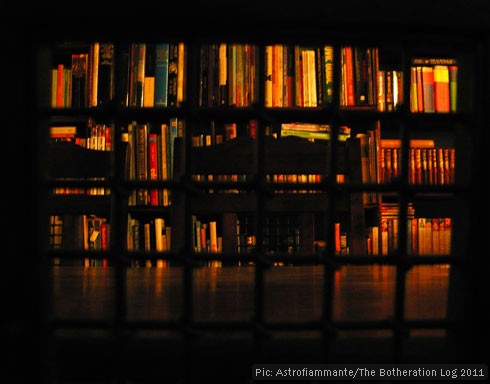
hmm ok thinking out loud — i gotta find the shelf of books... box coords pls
[42,38,467,270]
[30,16,488,382]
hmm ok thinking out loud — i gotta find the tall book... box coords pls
[433,65,450,113]
[71,54,88,108]
[154,43,169,107]
[97,42,115,106]
[129,43,146,107]
[449,65,458,112]
[148,132,159,205]
[135,123,149,205]
[143,43,155,107]
[265,45,273,107]
[341,46,355,106]
[167,43,179,107]
[218,43,228,106]
[323,45,334,104]
[117,43,131,107]
[421,66,435,113]
[89,42,99,107]
[177,42,186,106]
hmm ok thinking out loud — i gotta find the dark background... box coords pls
[2,1,489,382]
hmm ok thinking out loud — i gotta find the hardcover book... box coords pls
[97,42,115,106]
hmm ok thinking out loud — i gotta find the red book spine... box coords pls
[56,64,64,107]
[149,133,159,206]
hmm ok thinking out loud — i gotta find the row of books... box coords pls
[50,41,186,108]
[127,215,172,268]
[50,42,458,113]
[340,46,380,107]
[52,42,115,108]
[199,43,259,107]
[410,58,458,113]
[264,44,334,107]
[380,146,455,185]
[51,119,113,195]
[365,203,452,256]
[123,118,184,206]
[356,131,457,208]
[50,214,110,267]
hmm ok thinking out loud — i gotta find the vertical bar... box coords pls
[392,119,409,363]
[322,42,343,359]
[34,37,53,384]
[180,39,194,383]
[111,39,129,384]
[254,42,267,359]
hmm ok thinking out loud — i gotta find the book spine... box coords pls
[154,43,170,107]
[167,43,179,107]
[177,42,186,106]
[324,45,334,104]
[97,42,115,106]
[116,43,131,107]
[421,66,435,113]
[143,43,155,107]
[218,43,228,106]
[433,65,450,113]
[449,65,458,112]
[136,123,148,205]
[149,132,159,206]
[265,45,273,107]
[315,46,325,106]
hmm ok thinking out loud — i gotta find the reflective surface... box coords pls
[50,264,449,326]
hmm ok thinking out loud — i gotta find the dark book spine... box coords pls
[97,42,115,106]
[167,43,179,107]
[354,47,368,105]
[135,43,146,107]
[315,46,325,106]
[199,45,209,107]
[116,43,131,107]
[71,54,80,108]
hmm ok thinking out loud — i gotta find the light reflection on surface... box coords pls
[50,264,449,325]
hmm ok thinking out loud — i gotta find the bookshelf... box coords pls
[17,10,488,382]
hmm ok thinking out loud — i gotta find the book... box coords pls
[421,66,435,113]
[209,221,218,253]
[135,123,149,205]
[154,43,170,107]
[264,45,273,107]
[129,43,146,107]
[380,139,435,148]
[167,43,179,107]
[97,42,115,106]
[449,65,458,112]
[218,43,228,106]
[341,46,355,106]
[143,43,155,107]
[148,132,159,205]
[323,45,334,104]
[50,126,77,140]
[71,53,88,108]
[433,65,450,113]
[117,42,131,107]
[411,57,457,113]
[177,42,186,106]
[280,123,351,142]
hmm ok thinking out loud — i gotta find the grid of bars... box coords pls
[39,35,477,382]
